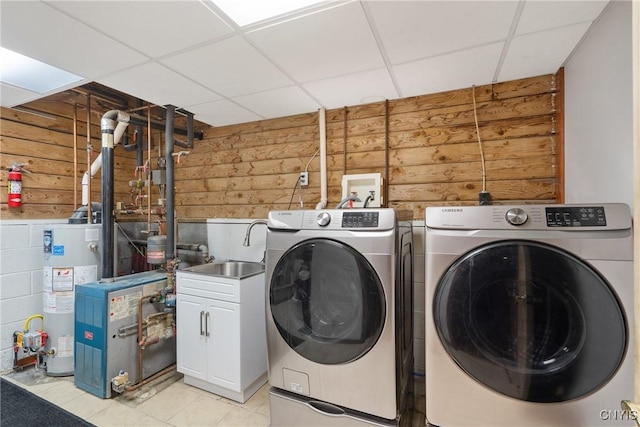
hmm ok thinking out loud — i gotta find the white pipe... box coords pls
[81,112,130,206]
[81,172,90,205]
[113,119,129,147]
[315,107,328,210]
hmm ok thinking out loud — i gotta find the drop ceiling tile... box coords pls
[232,86,320,119]
[45,1,233,58]
[516,0,609,35]
[499,22,591,82]
[247,2,384,83]
[160,35,292,98]
[1,83,40,108]
[393,42,504,98]
[367,1,517,65]
[186,99,262,127]
[0,1,146,80]
[98,62,222,109]
[303,68,398,109]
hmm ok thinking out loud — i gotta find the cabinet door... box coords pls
[206,299,240,391]
[176,294,208,380]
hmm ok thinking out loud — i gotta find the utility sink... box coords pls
[182,260,265,279]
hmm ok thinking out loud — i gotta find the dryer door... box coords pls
[434,240,627,403]
[270,238,386,364]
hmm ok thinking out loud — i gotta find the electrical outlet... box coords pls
[300,172,309,186]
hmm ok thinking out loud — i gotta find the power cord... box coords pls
[288,175,302,210]
[472,85,491,205]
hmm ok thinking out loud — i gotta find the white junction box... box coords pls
[341,173,383,208]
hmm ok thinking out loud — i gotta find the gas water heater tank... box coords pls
[43,224,101,376]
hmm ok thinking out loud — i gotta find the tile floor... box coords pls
[2,369,427,427]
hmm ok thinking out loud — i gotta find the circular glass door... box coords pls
[270,238,385,364]
[434,240,627,403]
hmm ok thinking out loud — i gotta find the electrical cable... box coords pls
[472,85,491,205]
[472,85,487,193]
[305,148,320,173]
[288,176,302,210]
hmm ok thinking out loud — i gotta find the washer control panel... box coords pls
[341,211,379,228]
[545,206,606,227]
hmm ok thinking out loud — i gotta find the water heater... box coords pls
[43,224,101,376]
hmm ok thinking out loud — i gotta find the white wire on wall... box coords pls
[472,85,488,193]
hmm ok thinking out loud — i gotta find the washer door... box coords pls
[270,238,385,364]
[434,240,627,403]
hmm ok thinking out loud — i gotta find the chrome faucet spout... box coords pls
[243,219,268,247]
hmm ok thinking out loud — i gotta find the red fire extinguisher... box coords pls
[7,163,27,208]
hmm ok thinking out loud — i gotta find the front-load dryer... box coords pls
[266,209,413,421]
[425,204,634,426]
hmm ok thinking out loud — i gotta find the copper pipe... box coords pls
[127,104,157,113]
[343,107,348,175]
[73,103,78,209]
[137,294,154,383]
[124,363,176,392]
[147,104,152,234]
[86,94,92,223]
[130,293,176,391]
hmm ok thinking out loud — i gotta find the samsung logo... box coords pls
[441,208,463,212]
[277,212,293,216]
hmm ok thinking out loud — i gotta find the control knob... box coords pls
[317,212,331,227]
[505,208,528,226]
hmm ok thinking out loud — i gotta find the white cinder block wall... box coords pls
[0,220,66,373]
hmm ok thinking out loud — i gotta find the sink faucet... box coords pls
[243,219,268,247]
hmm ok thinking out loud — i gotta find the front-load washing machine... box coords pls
[425,204,634,426]
[266,209,413,422]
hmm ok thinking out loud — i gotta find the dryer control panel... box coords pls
[425,203,631,231]
[545,206,606,227]
[341,211,379,228]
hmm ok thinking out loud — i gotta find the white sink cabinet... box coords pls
[176,266,267,402]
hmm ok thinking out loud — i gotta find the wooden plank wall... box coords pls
[0,73,560,221]
[176,73,559,220]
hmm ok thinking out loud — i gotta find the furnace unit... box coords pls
[74,271,176,398]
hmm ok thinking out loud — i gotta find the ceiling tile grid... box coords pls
[0,0,612,127]
[160,35,294,98]
[365,1,519,64]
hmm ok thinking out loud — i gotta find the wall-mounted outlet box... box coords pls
[300,172,309,186]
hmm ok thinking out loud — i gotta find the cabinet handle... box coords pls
[205,312,210,337]
[199,311,205,336]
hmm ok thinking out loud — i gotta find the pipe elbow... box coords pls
[101,110,131,132]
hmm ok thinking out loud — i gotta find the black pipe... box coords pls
[135,125,144,164]
[187,112,194,148]
[165,105,175,261]
[127,113,203,140]
[100,110,119,280]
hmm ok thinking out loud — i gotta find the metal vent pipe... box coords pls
[165,105,176,261]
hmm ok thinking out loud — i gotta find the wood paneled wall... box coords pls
[176,73,560,220]
[1,73,560,221]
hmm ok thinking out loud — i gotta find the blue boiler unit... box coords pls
[74,271,176,398]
